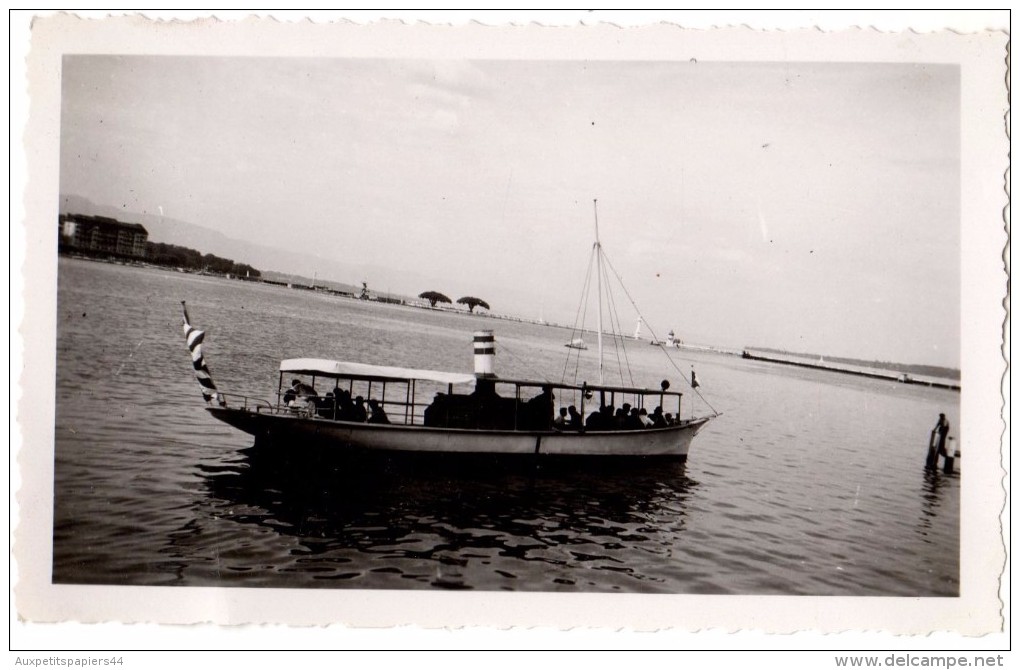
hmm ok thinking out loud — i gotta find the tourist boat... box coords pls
[183,202,717,460]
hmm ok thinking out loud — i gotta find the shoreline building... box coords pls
[59,214,148,258]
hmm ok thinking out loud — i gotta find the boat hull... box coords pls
[207,407,710,458]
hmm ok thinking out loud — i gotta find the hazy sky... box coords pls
[60,56,961,367]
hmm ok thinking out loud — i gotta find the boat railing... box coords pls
[272,369,693,431]
[267,386,688,432]
[218,393,275,413]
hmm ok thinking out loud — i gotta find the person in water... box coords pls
[930,409,950,467]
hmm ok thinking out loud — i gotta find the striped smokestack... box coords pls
[473,330,495,378]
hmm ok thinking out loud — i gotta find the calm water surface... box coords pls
[52,259,960,595]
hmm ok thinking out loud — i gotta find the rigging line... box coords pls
[609,280,635,387]
[603,289,628,383]
[600,253,683,375]
[599,246,719,415]
[499,338,553,385]
[600,250,681,378]
[570,303,587,385]
[595,251,620,381]
[599,248,635,387]
[600,254,630,387]
[651,346,719,415]
[573,300,590,384]
[565,306,587,386]
[562,243,597,384]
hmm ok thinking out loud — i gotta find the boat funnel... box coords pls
[473,330,496,378]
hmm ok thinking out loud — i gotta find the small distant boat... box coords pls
[565,338,588,350]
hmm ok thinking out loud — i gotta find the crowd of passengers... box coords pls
[283,379,390,424]
[569,402,678,430]
[284,378,679,431]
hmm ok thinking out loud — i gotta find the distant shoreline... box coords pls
[58,251,582,331]
[59,252,958,380]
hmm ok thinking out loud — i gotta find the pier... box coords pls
[740,351,961,391]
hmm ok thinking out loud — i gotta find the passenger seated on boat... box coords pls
[638,407,654,428]
[650,406,667,428]
[614,404,630,429]
[290,379,317,398]
[284,379,318,414]
[288,396,317,416]
[352,396,368,422]
[423,393,445,427]
[335,390,358,421]
[585,404,612,431]
[523,386,555,430]
[367,399,390,424]
[664,412,675,425]
[553,407,569,429]
[624,407,644,430]
[568,405,583,429]
[317,391,336,418]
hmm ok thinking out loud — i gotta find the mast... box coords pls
[593,199,604,384]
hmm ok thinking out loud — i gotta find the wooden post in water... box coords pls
[942,437,956,474]
[925,429,939,469]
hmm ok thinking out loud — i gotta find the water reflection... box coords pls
[917,467,957,538]
[190,441,698,590]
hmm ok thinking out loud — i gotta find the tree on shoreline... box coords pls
[145,242,260,277]
[418,291,452,308]
[457,296,490,314]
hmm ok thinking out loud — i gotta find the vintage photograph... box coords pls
[14,13,1007,640]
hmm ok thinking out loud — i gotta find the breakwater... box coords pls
[741,350,961,391]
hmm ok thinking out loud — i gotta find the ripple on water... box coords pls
[51,259,961,595]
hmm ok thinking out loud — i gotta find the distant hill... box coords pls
[748,346,960,380]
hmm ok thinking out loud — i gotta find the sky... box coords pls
[59,55,961,368]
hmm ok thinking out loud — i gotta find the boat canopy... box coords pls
[280,358,476,386]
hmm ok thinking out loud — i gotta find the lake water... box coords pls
[51,258,960,595]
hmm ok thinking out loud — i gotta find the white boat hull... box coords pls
[208,407,710,459]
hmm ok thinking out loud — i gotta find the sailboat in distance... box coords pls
[564,337,588,350]
[187,200,718,461]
